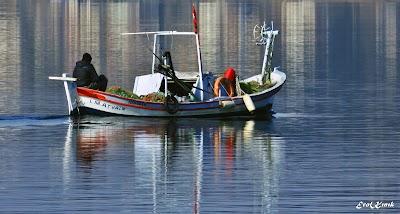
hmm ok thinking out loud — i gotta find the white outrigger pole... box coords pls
[152,31,204,101]
[121,31,205,101]
[121,7,204,102]
[254,21,279,85]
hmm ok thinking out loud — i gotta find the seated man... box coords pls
[73,53,108,91]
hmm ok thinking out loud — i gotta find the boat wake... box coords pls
[274,113,338,118]
[0,115,70,128]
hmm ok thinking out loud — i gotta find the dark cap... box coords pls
[82,53,92,62]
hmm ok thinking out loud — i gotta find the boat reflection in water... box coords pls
[63,116,285,213]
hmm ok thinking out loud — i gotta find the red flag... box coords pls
[192,5,198,34]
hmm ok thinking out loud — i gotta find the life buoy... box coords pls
[214,77,234,97]
[164,95,179,114]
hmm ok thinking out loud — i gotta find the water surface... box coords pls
[0,0,399,213]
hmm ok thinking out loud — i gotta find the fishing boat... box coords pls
[49,9,286,117]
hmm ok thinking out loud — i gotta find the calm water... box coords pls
[0,0,400,213]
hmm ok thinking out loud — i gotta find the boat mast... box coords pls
[255,21,279,84]
[193,5,204,101]
[195,33,204,101]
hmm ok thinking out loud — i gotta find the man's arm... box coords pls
[89,64,100,82]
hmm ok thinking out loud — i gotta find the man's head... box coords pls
[82,53,92,63]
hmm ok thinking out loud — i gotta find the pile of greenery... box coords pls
[239,81,276,94]
[106,86,140,99]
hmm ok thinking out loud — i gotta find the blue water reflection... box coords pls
[0,0,400,213]
[56,116,284,213]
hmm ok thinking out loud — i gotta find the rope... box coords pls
[53,81,65,88]
[235,76,243,96]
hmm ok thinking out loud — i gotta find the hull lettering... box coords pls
[89,99,126,111]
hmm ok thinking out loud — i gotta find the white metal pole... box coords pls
[152,34,158,74]
[261,34,271,84]
[195,34,203,101]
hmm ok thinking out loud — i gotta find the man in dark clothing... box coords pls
[73,53,108,91]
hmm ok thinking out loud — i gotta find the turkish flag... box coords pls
[192,5,198,34]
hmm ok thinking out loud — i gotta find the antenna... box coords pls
[253,21,271,46]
